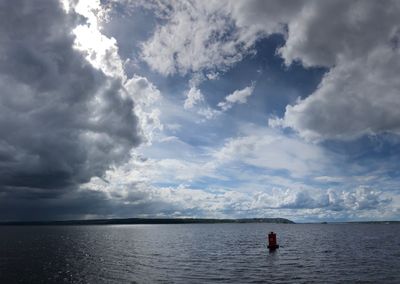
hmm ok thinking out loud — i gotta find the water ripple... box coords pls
[1,224,400,283]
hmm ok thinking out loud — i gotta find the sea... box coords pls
[0,223,399,283]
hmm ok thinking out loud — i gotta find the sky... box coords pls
[1,0,400,222]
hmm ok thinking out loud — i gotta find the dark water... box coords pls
[0,224,399,283]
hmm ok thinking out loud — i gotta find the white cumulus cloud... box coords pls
[266,0,400,140]
[184,87,204,109]
[218,83,255,111]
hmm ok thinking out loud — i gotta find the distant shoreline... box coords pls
[322,221,400,224]
[1,218,398,226]
[0,217,295,226]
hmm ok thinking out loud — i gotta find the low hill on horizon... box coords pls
[0,217,295,225]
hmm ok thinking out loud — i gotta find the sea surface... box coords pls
[0,223,399,283]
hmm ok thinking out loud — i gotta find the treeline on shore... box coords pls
[0,217,295,226]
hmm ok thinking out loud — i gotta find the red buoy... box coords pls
[267,232,279,250]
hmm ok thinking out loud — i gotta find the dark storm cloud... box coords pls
[0,186,194,221]
[0,0,141,214]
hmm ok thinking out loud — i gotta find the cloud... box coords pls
[0,0,141,210]
[228,0,304,39]
[271,45,400,140]
[265,1,400,140]
[138,0,308,77]
[218,83,255,111]
[130,125,333,185]
[273,187,392,212]
[213,127,329,177]
[83,1,400,221]
[140,1,258,76]
[3,0,400,222]
[123,76,163,143]
[109,0,400,142]
[181,86,220,120]
[277,0,400,68]
[80,126,331,200]
[83,184,393,221]
[72,0,125,79]
[69,0,164,143]
[76,164,395,221]
[3,118,393,221]
[138,0,400,141]
[184,87,204,109]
